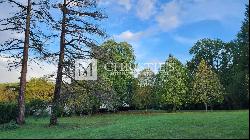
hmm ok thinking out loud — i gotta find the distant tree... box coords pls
[192,60,224,111]
[97,40,135,109]
[188,38,233,74]
[25,78,54,102]
[188,38,236,109]
[0,78,54,103]
[133,68,155,110]
[230,4,249,108]
[0,0,53,125]
[62,81,98,115]
[62,77,117,115]
[156,56,189,111]
[0,83,18,103]
[188,5,249,110]
[49,0,107,125]
[60,40,135,115]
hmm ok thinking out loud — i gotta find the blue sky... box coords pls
[98,0,248,64]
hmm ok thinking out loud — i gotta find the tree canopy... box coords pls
[156,56,189,111]
[192,60,224,111]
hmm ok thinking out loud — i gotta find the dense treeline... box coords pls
[188,5,249,109]
[0,78,54,103]
[69,4,247,112]
[0,0,248,125]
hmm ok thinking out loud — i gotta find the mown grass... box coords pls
[0,110,248,139]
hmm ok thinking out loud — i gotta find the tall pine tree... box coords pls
[0,0,53,125]
[49,0,106,125]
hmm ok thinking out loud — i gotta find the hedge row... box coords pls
[0,103,17,124]
[0,100,51,124]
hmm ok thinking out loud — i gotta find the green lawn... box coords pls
[0,110,249,139]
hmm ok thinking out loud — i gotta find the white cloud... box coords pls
[97,0,132,12]
[0,57,56,83]
[155,0,247,32]
[113,29,159,64]
[114,30,144,42]
[113,30,147,61]
[136,0,157,20]
[117,0,132,11]
[180,0,246,23]
[97,0,111,6]
[156,0,181,31]
[173,35,203,45]
[114,27,158,42]
[66,0,79,7]
[99,0,247,32]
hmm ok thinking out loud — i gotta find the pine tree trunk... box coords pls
[50,0,67,126]
[17,0,31,125]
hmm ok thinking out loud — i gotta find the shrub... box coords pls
[0,120,19,131]
[0,103,17,124]
[26,99,50,117]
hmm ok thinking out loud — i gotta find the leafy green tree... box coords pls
[61,40,135,114]
[62,77,117,115]
[192,60,224,111]
[188,39,235,109]
[156,55,189,111]
[229,4,249,108]
[61,81,98,115]
[97,40,135,109]
[0,83,18,103]
[133,68,155,110]
[188,5,249,110]
[0,78,54,103]
[25,78,54,102]
[188,38,233,75]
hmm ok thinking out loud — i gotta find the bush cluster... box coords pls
[0,103,17,124]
